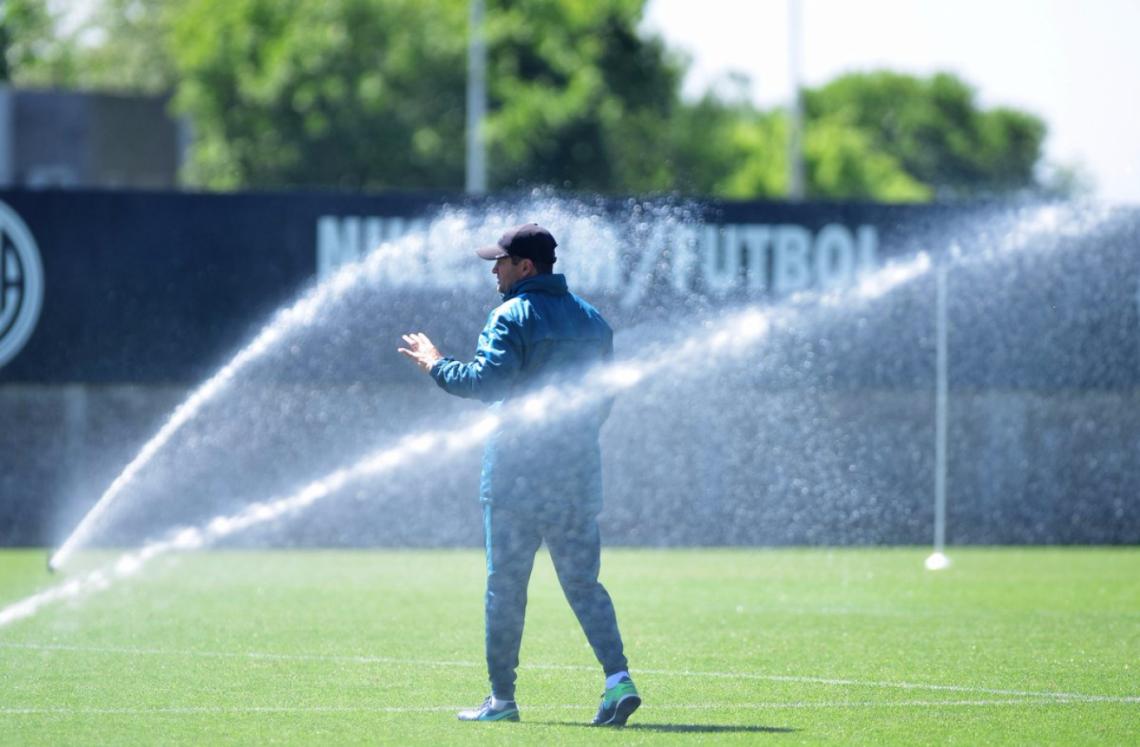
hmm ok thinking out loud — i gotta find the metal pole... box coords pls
[927,263,950,570]
[465,0,487,194]
[787,0,805,200]
[0,86,12,187]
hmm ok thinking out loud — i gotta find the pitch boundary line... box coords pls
[4,642,1138,705]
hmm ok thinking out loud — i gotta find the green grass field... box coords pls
[1,547,1137,745]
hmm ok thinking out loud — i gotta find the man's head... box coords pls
[477,223,557,293]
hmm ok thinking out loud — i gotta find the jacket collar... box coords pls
[503,273,568,301]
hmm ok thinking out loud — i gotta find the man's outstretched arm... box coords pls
[399,313,523,403]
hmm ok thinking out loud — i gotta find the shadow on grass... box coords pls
[529,721,795,734]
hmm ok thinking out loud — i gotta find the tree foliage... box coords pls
[3,0,1058,201]
[667,90,930,202]
[483,0,681,193]
[168,0,469,190]
[163,0,684,192]
[803,71,1046,198]
[74,0,180,93]
[804,112,932,201]
[0,0,75,84]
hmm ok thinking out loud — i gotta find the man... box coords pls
[398,223,640,726]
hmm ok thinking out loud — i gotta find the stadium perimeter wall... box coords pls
[1,190,1137,547]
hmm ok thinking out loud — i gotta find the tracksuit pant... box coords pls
[482,502,628,701]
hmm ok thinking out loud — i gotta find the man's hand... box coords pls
[398,332,444,373]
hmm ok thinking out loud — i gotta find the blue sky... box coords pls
[644,0,1140,203]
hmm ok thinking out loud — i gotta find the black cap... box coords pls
[476,223,558,265]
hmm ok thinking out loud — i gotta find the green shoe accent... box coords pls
[602,680,639,708]
[593,678,641,726]
[481,707,519,722]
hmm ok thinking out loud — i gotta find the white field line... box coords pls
[0,700,1107,717]
[1,706,462,715]
[632,667,1140,704]
[4,642,1138,705]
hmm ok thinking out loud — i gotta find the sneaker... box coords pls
[592,677,641,726]
[457,696,520,722]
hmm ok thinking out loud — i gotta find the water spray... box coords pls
[45,236,427,572]
[45,199,646,571]
[39,199,1120,588]
[913,202,1121,571]
[2,251,933,628]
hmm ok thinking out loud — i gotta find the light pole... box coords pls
[466,0,487,194]
[787,0,805,200]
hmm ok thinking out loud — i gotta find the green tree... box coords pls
[9,1,1056,202]
[665,85,928,202]
[804,112,931,201]
[0,0,77,84]
[73,0,180,93]
[164,0,682,192]
[169,0,469,189]
[803,70,1047,198]
[483,0,681,193]
[666,91,785,198]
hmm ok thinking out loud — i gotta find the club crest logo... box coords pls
[0,201,44,368]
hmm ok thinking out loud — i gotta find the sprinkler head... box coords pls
[924,552,951,571]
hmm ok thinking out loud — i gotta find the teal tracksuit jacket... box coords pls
[429,273,613,513]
